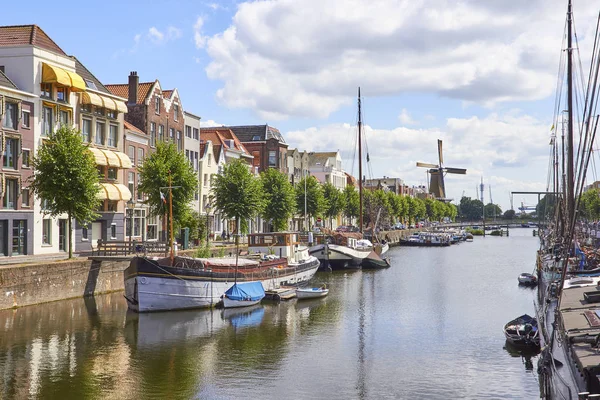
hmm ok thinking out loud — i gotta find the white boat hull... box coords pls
[125,256,320,312]
[296,288,329,299]
[223,296,262,308]
[309,244,371,269]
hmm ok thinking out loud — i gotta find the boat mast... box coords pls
[169,171,175,266]
[566,0,574,225]
[358,87,363,233]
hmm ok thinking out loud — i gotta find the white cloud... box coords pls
[194,17,208,49]
[200,119,224,128]
[285,111,551,211]
[148,27,164,43]
[398,108,417,125]
[142,26,183,45]
[204,0,599,119]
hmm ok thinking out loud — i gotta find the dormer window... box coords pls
[252,135,260,141]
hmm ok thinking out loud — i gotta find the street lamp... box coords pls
[127,198,135,247]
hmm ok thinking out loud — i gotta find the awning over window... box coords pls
[97,183,132,201]
[87,147,132,168]
[42,63,85,92]
[80,92,127,114]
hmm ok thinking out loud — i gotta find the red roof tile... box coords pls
[124,121,146,135]
[200,128,249,155]
[0,25,66,55]
[105,81,155,104]
[162,90,173,98]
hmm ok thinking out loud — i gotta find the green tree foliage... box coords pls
[386,191,402,222]
[211,159,264,234]
[138,142,198,228]
[295,176,325,228]
[177,209,201,242]
[343,185,360,222]
[260,168,295,231]
[459,196,484,220]
[445,203,458,221]
[322,182,346,228]
[580,189,600,220]
[503,209,517,219]
[537,194,557,220]
[363,189,391,228]
[412,197,427,221]
[484,203,502,219]
[30,126,100,258]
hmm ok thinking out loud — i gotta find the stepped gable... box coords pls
[105,81,155,104]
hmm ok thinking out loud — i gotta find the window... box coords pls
[194,189,199,201]
[134,209,145,237]
[128,145,135,164]
[253,151,260,167]
[94,107,104,116]
[22,110,30,128]
[154,97,160,114]
[81,103,92,113]
[177,131,182,151]
[159,125,164,142]
[12,220,26,256]
[206,152,209,167]
[108,125,118,147]
[137,148,144,166]
[3,179,17,209]
[95,121,105,145]
[3,102,17,130]
[3,138,18,169]
[82,119,91,142]
[107,167,117,180]
[252,135,261,141]
[128,172,135,197]
[41,83,52,99]
[96,166,105,178]
[185,125,192,138]
[22,149,30,168]
[174,104,179,121]
[107,201,117,211]
[186,149,190,161]
[82,225,89,240]
[57,87,69,102]
[150,122,156,147]
[268,151,277,167]
[137,173,143,201]
[106,109,116,119]
[42,219,52,245]
[21,188,30,207]
[147,216,158,240]
[204,174,208,187]
[202,195,207,212]
[193,128,199,140]
[169,128,174,142]
[59,110,70,126]
[110,224,117,240]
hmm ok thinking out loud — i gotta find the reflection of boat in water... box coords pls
[222,305,265,329]
[504,340,538,372]
[124,308,228,348]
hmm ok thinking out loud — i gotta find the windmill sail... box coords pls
[416,139,467,201]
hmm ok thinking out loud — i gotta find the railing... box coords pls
[92,240,169,257]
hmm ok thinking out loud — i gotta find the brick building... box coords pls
[226,125,288,174]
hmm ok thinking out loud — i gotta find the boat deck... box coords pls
[264,287,297,301]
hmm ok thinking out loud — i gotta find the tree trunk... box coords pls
[67,210,73,259]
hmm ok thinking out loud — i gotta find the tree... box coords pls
[343,185,360,224]
[386,192,402,222]
[260,168,295,231]
[295,176,326,229]
[503,209,517,219]
[30,126,100,258]
[580,189,600,221]
[138,142,198,233]
[177,209,201,242]
[211,159,264,234]
[484,203,502,219]
[537,194,557,220]
[322,183,345,228]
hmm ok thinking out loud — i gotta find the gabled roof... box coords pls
[162,90,173,98]
[200,127,250,155]
[124,121,146,135]
[105,81,156,104]
[0,69,18,90]
[0,25,66,55]
[308,151,338,167]
[71,57,111,95]
[226,124,286,144]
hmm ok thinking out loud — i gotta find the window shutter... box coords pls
[17,101,22,124]
[0,132,4,153]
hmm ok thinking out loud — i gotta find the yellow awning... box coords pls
[101,96,117,110]
[88,147,107,166]
[115,101,128,113]
[97,183,132,201]
[87,147,132,168]
[113,151,133,168]
[81,92,103,107]
[41,63,85,92]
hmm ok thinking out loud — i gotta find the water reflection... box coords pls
[222,305,265,330]
[503,339,539,372]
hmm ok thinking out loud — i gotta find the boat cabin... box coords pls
[248,232,310,264]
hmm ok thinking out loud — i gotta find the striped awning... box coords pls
[97,183,132,201]
[87,147,132,168]
[81,92,127,113]
[41,63,85,92]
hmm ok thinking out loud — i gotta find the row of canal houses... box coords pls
[0,24,426,259]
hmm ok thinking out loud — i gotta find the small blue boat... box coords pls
[223,282,265,308]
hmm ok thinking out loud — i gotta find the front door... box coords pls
[12,220,26,255]
[91,222,103,248]
[0,220,7,256]
[58,219,67,252]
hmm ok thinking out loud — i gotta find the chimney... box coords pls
[128,71,139,105]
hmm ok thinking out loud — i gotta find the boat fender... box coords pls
[140,277,147,284]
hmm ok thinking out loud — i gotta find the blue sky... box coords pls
[4,0,597,211]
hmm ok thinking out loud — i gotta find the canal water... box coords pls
[0,228,540,399]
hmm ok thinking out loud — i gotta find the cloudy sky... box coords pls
[6,0,600,211]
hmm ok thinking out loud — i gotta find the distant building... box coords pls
[308,151,346,191]
[226,125,288,175]
[287,148,309,185]
[364,177,404,194]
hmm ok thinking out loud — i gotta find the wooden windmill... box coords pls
[416,139,467,200]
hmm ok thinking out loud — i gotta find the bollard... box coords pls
[579,393,590,400]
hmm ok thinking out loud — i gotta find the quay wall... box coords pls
[0,258,129,311]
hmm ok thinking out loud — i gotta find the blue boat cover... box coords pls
[225,282,265,301]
